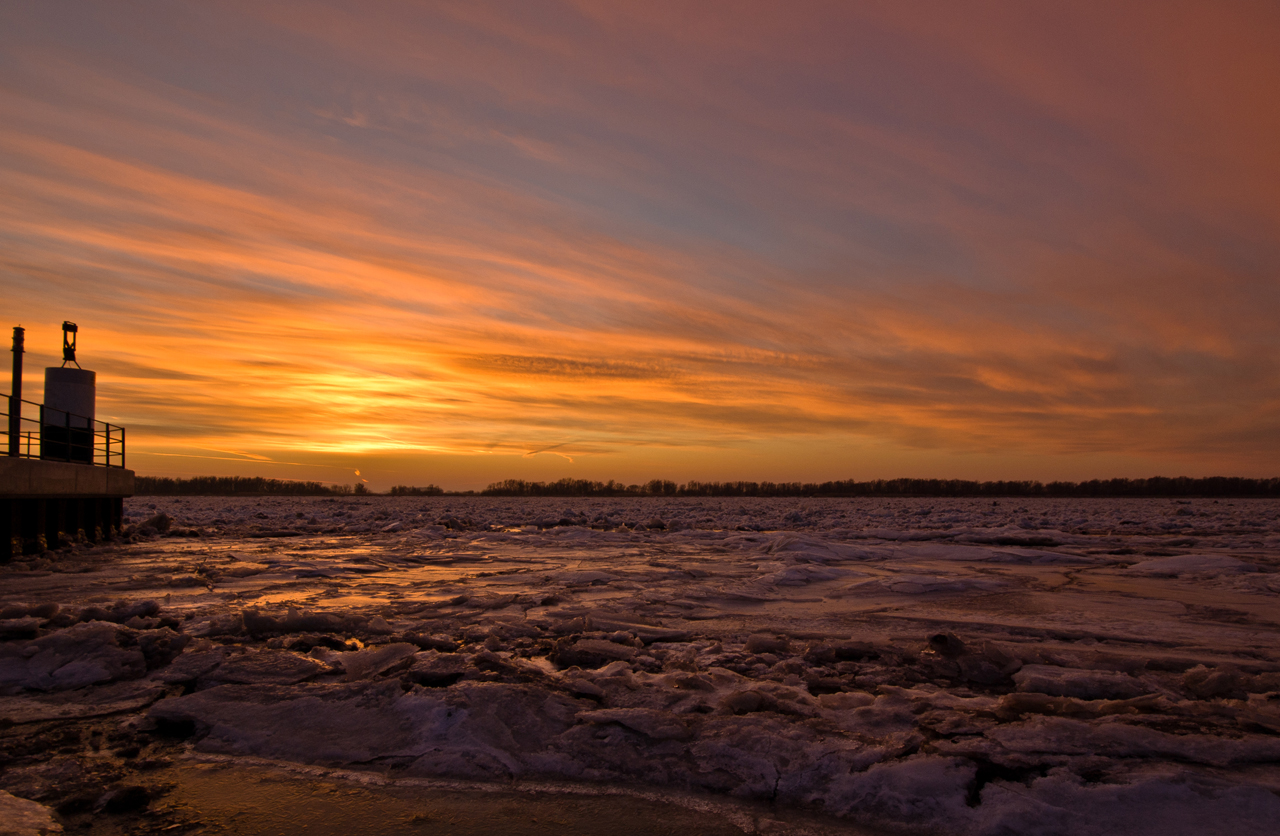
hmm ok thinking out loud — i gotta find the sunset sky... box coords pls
[3,1,1278,491]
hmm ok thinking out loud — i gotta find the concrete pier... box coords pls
[1,458,134,559]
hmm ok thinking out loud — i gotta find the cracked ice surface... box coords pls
[3,496,1280,834]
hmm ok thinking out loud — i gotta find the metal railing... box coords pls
[3,397,126,468]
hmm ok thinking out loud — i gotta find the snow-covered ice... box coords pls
[2,496,1279,834]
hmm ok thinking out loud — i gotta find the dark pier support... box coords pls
[1,459,133,561]
[2,496,124,556]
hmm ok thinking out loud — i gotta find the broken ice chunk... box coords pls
[1012,665,1149,701]
[0,679,168,724]
[0,622,145,694]
[804,640,880,664]
[404,651,470,687]
[744,634,791,655]
[0,618,41,640]
[566,678,605,699]
[577,707,690,740]
[334,643,417,681]
[198,650,327,687]
[927,632,966,657]
[549,570,619,586]
[824,755,976,826]
[550,638,637,669]
[1125,554,1258,577]
[0,790,62,836]
[404,633,460,653]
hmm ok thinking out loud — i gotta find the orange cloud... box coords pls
[1,2,1278,487]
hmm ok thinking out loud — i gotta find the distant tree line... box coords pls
[481,479,679,497]
[388,484,446,496]
[134,476,363,496]
[134,474,1280,497]
[481,476,1280,498]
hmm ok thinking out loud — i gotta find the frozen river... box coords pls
[2,496,1280,834]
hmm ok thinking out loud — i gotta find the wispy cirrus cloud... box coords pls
[1,1,1278,487]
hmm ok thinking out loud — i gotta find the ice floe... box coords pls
[0,495,1277,834]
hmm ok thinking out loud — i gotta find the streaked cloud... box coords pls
[1,1,1277,487]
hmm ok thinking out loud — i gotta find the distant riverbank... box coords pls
[134,474,1280,499]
